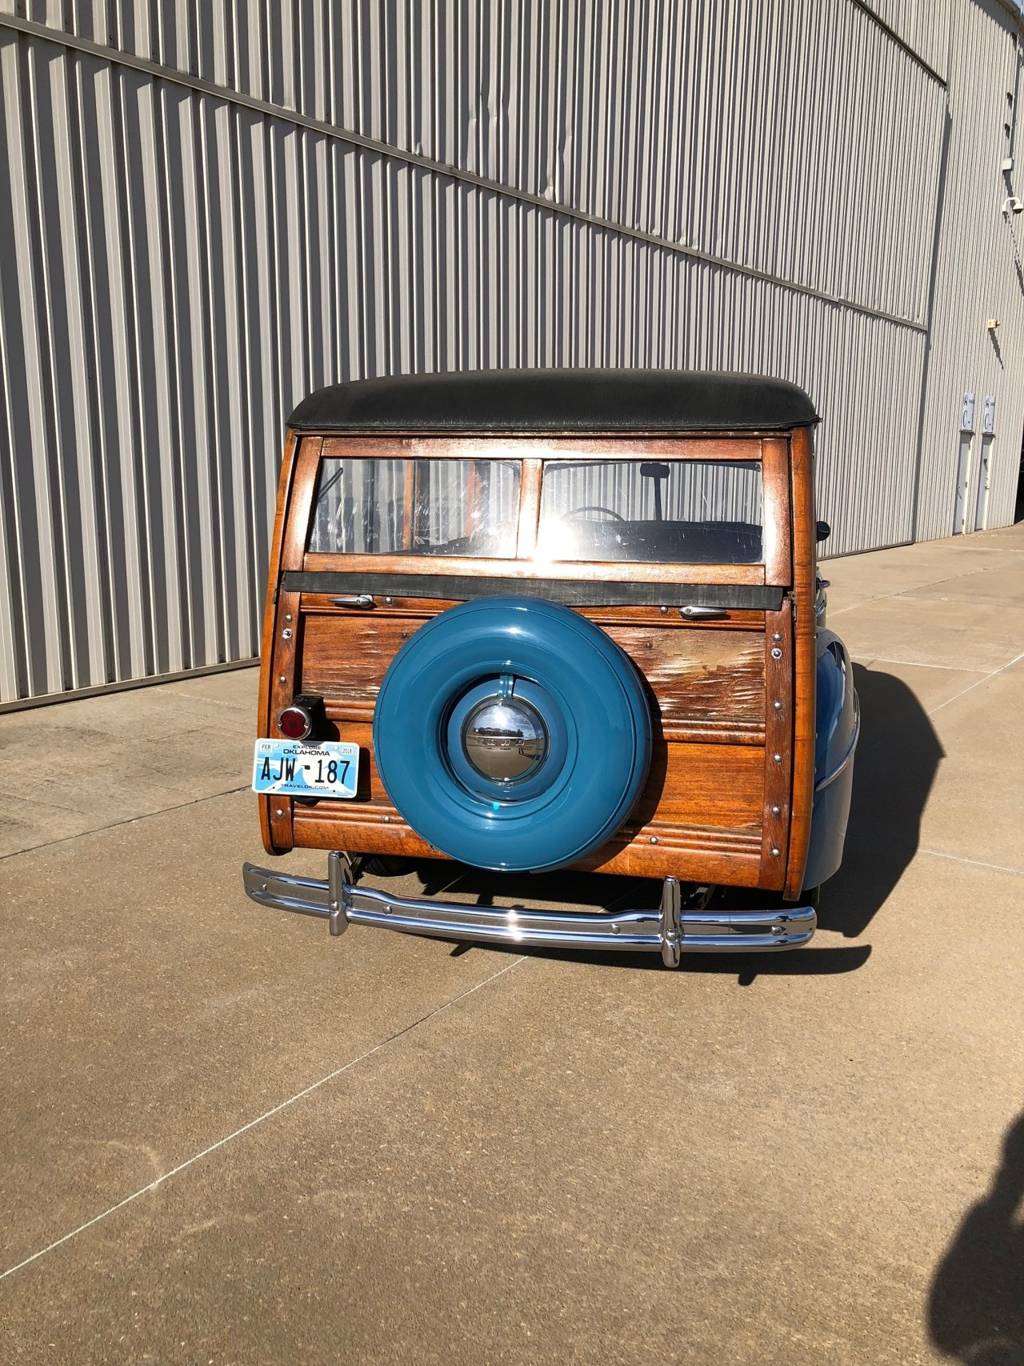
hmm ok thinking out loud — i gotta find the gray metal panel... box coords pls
[8,0,946,322]
[915,0,1024,540]
[857,0,952,78]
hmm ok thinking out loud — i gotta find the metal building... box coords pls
[1,0,1022,707]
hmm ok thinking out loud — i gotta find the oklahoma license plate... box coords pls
[252,738,359,799]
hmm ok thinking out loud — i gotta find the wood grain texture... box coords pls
[784,425,818,898]
[761,437,793,587]
[319,435,764,461]
[300,610,767,739]
[303,550,765,585]
[758,605,794,890]
[604,625,765,735]
[258,427,809,888]
[257,431,299,855]
[291,804,763,886]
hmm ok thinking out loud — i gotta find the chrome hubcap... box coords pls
[462,697,548,783]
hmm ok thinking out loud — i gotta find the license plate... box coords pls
[251,738,360,799]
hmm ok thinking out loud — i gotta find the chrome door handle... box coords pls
[679,605,728,619]
[331,594,375,609]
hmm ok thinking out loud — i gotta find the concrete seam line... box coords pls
[918,848,1024,878]
[0,786,253,862]
[0,955,527,1284]
[866,656,988,674]
[826,561,1020,622]
[927,649,1024,716]
[0,11,928,335]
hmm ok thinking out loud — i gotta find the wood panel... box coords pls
[300,610,767,742]
[291,803,763,887]
[301,614,420,703]
[288,717,763,843]
[257,430,300,855]
[761,437,793,587]
[320,435,765,461]
[260,437,323,853]
[303,550,765,585]
[259,427,798,885]
[604,625,765,735]
[784,425,818,898]
[758,604,794,891]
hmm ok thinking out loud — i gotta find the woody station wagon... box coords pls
[243,369,859,966]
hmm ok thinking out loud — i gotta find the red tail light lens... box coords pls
[278,704,313,740]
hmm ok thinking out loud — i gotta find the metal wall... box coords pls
[0,1,1020,706]
[915,0,1024,540]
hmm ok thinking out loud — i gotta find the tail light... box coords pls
[277,693,325,741]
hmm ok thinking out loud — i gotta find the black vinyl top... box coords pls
[287,368,817,434]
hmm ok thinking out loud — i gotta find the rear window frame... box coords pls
[296,435,793,587]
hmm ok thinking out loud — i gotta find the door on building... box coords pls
[973,434,993,531]
[953,430,973,535]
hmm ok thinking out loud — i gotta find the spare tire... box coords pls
[373,597,652,872]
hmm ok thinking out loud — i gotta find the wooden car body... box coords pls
[253,369,856,915]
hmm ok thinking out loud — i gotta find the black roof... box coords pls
[287,368,817,434]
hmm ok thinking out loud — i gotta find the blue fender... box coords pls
[804,629,860,889]
[373,597,652,872]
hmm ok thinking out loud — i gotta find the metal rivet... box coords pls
[773,699,783,710]
[771,646,782,659]
[611,923,621,934]
[383,815,391,823]
[284,613,293,622]
[771,804,781,816]
[282,627,293,640]
[771,847,780,857]
[260,882,268,893]
[650,835,659,844]
[773,753,782,763]
[772,631,781,642]
[385,595,393,605]
[275,807,284,817]
[278,674,287,684]
[659,604,668,614]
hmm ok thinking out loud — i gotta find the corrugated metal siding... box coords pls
[7,0,946,322]
[915,0,1024,539]
[0,1,1019,705]
[858,0,952,79]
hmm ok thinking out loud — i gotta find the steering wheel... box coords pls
[561,505,626,523]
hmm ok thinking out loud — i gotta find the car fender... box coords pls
[804,629,860,889]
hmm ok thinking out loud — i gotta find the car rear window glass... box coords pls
[308,457,521,558]
[536,459,763,564]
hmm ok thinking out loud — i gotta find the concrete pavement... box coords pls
[1,525,1022,1364]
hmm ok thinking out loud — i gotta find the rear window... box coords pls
[308,457,521,558]
[536,459,763,564]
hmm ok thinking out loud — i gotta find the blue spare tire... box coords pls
[372,597,652,872]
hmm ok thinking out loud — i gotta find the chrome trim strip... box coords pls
[814,700,861,794]
[242,863,816,960]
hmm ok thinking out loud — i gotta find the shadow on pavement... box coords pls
[818,664,944,939]
[928,1112,1024,1364]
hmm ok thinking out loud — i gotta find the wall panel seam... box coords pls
[0,10,929,335]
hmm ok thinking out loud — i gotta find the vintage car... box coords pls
[243,369,859,966]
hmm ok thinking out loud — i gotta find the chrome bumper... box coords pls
[242,856,816,967]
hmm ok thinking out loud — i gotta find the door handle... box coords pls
[679,605,728,619]
[331,594,375,609]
